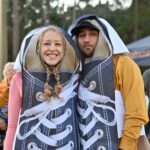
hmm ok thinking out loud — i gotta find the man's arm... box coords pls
[114,55,149,150]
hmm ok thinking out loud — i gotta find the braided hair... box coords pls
[37,26,66,101]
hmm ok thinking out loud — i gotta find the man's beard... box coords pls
[81,48,95,58]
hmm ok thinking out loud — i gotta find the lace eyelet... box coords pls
[66,125,73,133]
[96,129,104,139]
[88,81,96,91]
[27,142,37,150]
[97,146,106,150]
[36,92,44,101]
[66,108,72,117]
[69,141,74,149]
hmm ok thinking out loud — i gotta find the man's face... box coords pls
[77,28,99,57]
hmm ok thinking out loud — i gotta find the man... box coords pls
[68,14,148,150]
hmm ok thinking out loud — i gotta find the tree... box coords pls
[0,0,8,79]
[12,0,19,59]
[133,0,138,41]
[6,0,150,61]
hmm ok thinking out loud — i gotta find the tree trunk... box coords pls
[12,0,19,59]
[43,0,51,24]
[133,0,138,41]
[73,0,77,21]
[0,0,8,80]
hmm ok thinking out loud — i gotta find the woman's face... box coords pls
[40,30,65,66]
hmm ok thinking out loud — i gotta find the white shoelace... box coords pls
[78,84,116,149]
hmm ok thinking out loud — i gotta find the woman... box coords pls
[4,25,81,150]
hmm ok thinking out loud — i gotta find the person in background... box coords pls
[0,62,15,144]
[0,62,15,97]
[68,14,149,150]
[143,69,150,141]
[4,25,81,150]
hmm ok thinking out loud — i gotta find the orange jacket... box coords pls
[0,79,8,97]
[0,79,9,108]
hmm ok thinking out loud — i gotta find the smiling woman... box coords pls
[4,25,82,150]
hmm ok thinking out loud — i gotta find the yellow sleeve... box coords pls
[113,55,149,150]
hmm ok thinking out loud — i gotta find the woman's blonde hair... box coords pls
[37,26,66,101]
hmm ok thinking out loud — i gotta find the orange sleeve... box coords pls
[0,88,9,107]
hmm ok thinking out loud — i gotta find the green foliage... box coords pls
[6,0,150,60]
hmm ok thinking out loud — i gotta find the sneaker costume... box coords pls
[5,26,82,150]
[68,14,148,150]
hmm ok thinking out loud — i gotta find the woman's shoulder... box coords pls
[13,72,22,78]
[12,72,22,84]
